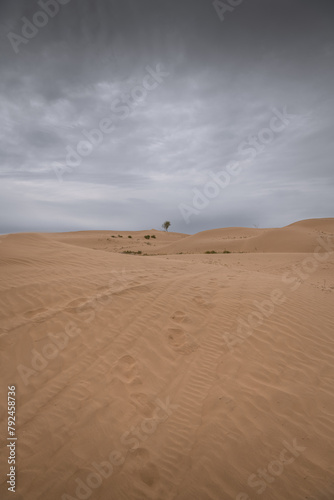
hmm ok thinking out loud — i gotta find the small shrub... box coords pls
[151,235,156,239]
[111,235,115,238]
[144,235,150,239]
[122,250,142,255]
[223,250,231,254]
[205,250,217,254]
[128,235,132,238]
[118,235,123,238]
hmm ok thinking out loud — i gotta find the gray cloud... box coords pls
[0,0,333,234]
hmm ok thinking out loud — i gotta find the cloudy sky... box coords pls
[0,0,333,234]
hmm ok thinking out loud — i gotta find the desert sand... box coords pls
[0,218,334,500]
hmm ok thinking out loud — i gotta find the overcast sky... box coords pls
[0,0,333,234]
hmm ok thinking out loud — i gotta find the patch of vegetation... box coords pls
[151,235,156,239]
[122,250,142,255]
[204,250,231,254]
[111,235,116,238]
[118,235,123,238]
[128,235,132,238]
[144,235,150,239]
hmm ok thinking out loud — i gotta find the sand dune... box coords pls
[152,218,334,255]
[0,219,334,500]
[47,218,334,256]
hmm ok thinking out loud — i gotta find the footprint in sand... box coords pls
[140,462,159,487]
[166,327,198,355]
[114,355,141,384]
[129,447,150,460]
[130,393,155,417]
[65,297,88,313]
[193,295,214,308]
[171,310,189,324]
[127,448,159,488]
[23,308,47,319]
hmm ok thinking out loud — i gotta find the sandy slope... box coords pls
[0,219,334,500]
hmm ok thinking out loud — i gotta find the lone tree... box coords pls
[162,221,171,232]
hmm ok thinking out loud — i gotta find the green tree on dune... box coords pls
[162,221,171,232]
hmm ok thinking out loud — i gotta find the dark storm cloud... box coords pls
[0,0,333,234]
